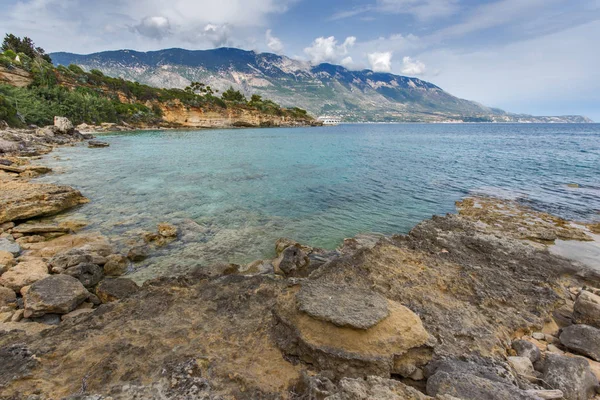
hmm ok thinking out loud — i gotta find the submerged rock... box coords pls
[88,140,109,148]
[103,254,130,276]
[24,275,89,318]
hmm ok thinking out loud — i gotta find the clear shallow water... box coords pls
[36,123,600,280]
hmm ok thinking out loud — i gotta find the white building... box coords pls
[318,116,342,125]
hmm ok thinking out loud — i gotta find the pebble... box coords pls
[532,332,545,340]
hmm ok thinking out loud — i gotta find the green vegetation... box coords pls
[0,34,310,128]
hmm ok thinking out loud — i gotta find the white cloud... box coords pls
[134,16,171,39]
[200,24,231,47]
[340,56,354,68]
[368,52,393,72]
[266,29,283,53]
[400,56,426,75]
[304,36,356,65]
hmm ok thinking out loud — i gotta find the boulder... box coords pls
[96,278,139,303]
[0,238,20,256]
[426,371,540,400]
[64,262,104,288]
[49,248,94,274]
[54,117,74,134]
[512,339,542,363]
[323,376,432,399]
[560,324,600,361]
[103,254,129,276]
[0,180,88,224]
[127,245,149,262]
[0,250,15,274]
[507,356,537,382]
[24,275,89,317]
[296,281,389,329]
[0,139,19,154]
[0,286,16,307]
[538,353,598,400]
[273,245,310,277]
[0,259,49,292]
[573,291,600,329]
[274,284,431,379]
[158,223,178,238]
[88,140,109,148]
[424,358,517,387]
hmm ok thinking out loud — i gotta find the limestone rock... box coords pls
[0,237,20,256]
[0,139,19,154]
[88,140,109,148]
[158,223,178,238]
[273,245,310,277]
[96,278,139,303]
[0,259,49,292]
[49,248,94,274]
[324,376,433,399]
[538,353,598,400]
[0,180,88,224]
[560,324,600,361]
[54,116,74,134]
[61,308,94,321]
[24,275,89,317]
[0,249,15,273]
[274,285,431,378]
[573,291,600,329]
[64,262,104,288]
[0,344,39,386]
[512,340,542,363]
[0,286,16,308]
[12,224,70,235]
[426,371,540,400]
[103,254,129,276]
[507,356,537,382]
[424,358,517,387]
[127,245,149,262]
[296,281,389,329]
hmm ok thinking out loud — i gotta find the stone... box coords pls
[127,245,149,262]
[12,224,70,234]
[49,248,94,273]
[507,356,537,382]
[96,278,139,303]
[512,339,542,363]
[0,180,88,224]
[0,286,16,306]
[54,116,74,134]
[103,254,129,276]
[524,390,564,399]
[240,259,274,275]
[532,332,545,340]
[0,311,13,322]
[158,223,178,238]
[24,275,89,317]
[88,140,110,148]
[560,324,600,361]
[0,139,19,154]
[0,237,20,256]
[0,259,49,292]
[273,245,310,277]
[538,353,598,400]
[324,376,432,400]
[31,313,62,325]
[426,371,539,400]
[547,344,564,354]
[296,281,390,329]
[424,358,517,387]
[10,309,24,322]
[64,262,104,288]
[0,249,15,273]
[573,291,600,329]
[274,286,431,379]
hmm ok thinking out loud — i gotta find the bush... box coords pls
[3,50,16,60]
[221,87,246,102]
[0,94,22,126]
[90,69,104,77]
[68,64,85,74]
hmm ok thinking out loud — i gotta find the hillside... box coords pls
[0,41,316,130]
[51,48,592,123]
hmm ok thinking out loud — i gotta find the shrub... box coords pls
[221,87,246,102]
[3,50,16,60]
[68,64,85,74]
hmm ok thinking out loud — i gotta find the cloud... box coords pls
[368,52,393,72]
[200,24,231,47]
[400,56,426,75]
[133,16,171,39]
[266,29,283,53]
[340,56,354,68]
[304,36,356,65]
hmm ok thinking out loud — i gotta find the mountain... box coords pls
[51,48,592,123]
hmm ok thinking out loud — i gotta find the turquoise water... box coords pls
[36,123,600,280]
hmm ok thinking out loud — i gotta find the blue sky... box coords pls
[2,0,599,120]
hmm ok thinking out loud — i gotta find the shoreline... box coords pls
[1,121,600,399]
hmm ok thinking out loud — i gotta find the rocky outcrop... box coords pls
[0,180,88,224]
[95,278,139,303]
[53,116,75,135]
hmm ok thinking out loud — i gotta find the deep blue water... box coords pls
[36,123,600,280]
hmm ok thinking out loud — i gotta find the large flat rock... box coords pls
[0,180,88,224]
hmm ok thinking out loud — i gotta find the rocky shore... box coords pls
[1,119,600,399]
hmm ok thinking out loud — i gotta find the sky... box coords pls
[1,0,599,120]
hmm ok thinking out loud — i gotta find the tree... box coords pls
[1,34,52,63]
[221,87,246,102]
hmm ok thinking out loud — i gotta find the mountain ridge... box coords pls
[51,47,593,123]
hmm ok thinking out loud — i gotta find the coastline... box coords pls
[1,122,600,399]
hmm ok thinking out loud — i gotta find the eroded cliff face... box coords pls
[0,67,33,88]
[158,100,318,129]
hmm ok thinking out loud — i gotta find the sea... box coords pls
[35,123,600,280]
